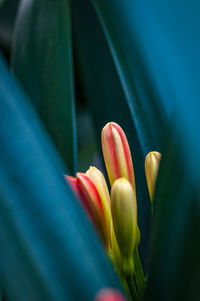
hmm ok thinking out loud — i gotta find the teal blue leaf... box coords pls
[0,53,123,300]
[89,1,200,300]
[138,1,200,300]
[146,116,200,301]
[12,0,77,174]
[72,0,151,270]
[91,0,171,154]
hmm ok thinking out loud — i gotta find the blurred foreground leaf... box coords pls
[12,0,77,174]
[0,53,122,301]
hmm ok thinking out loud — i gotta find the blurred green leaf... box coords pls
[0,52,123,300]
[12,0,77,174]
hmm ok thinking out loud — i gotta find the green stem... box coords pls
[125,275,138,300]
[134,248,145,296]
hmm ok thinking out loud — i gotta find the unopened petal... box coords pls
[111,178,137,258]
[101,122,135,190]
[145,151,161,202]
[77,172,110,248]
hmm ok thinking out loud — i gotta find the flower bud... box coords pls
[86,166,112,244]
[145,151,161,201]
[86,166,110,208]
[111,178,137,258]
[101,122,135,190]
[94,289,127,301]
[76,172,110,248]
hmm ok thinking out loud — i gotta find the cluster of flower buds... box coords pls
[101,123,138,277]
[65,122,161,298]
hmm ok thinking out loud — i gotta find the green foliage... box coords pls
[0,53,123,300]
[90,1,200,300]
[1,0,200,300]
[12,0,77,174]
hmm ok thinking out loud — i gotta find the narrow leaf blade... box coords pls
[12,0,77,174]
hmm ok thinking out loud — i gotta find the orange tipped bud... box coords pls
[145,151,161,201]
[101,122,135,190]
[76,172,110,248]
[111,178,137,258]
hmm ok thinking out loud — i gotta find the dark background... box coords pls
[0,0,19,60]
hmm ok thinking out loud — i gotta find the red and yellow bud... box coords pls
[76,172,110,248]
[101,122,135,190]
[145,151,161,201]
[111,178,137,259]
[86,166,112,245]
[86,166,110,208]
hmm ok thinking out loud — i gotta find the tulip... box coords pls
[76,172,110,248]
[101,122,135,190]
[111,178,137,259]
[145,151,161,201]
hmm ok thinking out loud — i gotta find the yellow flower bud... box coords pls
[145,151,161,202]
[111,178,137,258]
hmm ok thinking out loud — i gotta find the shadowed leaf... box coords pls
[12,0,77,174]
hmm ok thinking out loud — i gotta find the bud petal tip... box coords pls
[145,151,161,201]
[101,122,135,190]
